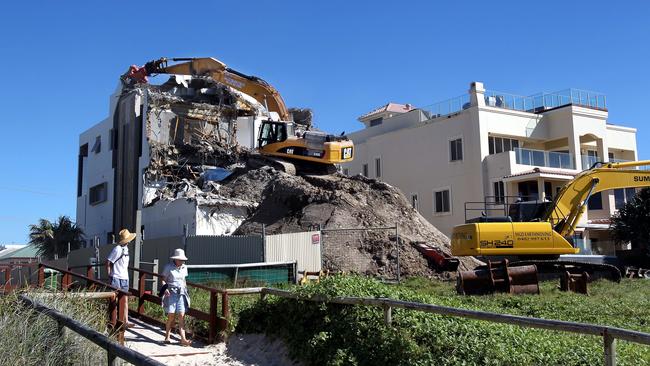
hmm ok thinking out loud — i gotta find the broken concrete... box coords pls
[119,75,475,277]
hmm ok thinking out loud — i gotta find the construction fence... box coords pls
[321,226,400,282]
[25,226,400,288]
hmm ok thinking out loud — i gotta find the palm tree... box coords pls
[28,216,85,260]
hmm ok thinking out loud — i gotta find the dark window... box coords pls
[503,138,511,152]
[588,192,603,210]
[450,138,463,161]
[544,181,553,201]
[493,181,505,204]
[91,135,101,154]
[608,152,615,160]
[343,168,349,176]
[489,137,495,155]
[362,164,368,177]
[375,158,382,178]
[89,182,108,205]
[512,139,520,149]
[495,137,503,154]
[77,144,88,197]
[615,188,637,209]
[370,118,383,127]
[434,189,451,213]
[411,194,419,211]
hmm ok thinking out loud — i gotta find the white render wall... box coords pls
[76,114,114,245]
[343,82,638,237]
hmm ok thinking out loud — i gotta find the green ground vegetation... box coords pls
[235,276,650,366]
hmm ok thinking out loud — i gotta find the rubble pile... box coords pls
[135,77,476,276]
[228,171,477,276]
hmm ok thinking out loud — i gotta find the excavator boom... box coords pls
[126,57,290,121]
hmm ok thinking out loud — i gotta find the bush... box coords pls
[237,276,650,366]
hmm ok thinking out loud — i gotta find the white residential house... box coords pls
[341,82,639,255]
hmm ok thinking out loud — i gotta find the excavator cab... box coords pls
[258,121,288,147]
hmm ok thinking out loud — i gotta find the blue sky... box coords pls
[0,1,648,244]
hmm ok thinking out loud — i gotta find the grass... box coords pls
[234,276,650,366]
[0,289,111,365]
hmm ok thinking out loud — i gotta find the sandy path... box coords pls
[125,318,301,366]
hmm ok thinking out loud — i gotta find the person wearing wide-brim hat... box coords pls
[106,229,136,327]
[161,248,191,346]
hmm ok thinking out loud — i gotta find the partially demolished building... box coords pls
[77,72,474,276]
[77,76,269,245]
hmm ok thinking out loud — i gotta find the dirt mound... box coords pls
[228,171,477,276]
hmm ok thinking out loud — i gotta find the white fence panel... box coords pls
[265,231,321,274]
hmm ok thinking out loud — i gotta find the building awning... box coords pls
[503,167,576,182]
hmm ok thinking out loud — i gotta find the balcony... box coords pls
[421,94,471,119]
[515,148,574,170]
[484,88,607,113]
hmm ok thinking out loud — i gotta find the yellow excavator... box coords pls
[452,160,650,259]
[125,57,354,174]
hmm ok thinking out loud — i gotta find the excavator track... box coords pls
[509,260,622,282]
[247,154,297,175]
[246,154,337,176]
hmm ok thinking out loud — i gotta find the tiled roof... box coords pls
[504,167,577,179]
[588,218,611,225]
[359,102,414,120]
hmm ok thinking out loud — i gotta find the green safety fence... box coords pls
[187,262,296,287]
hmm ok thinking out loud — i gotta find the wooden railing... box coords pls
[19,294,164,366]
[128,266,230,343]
[256,288,650,366]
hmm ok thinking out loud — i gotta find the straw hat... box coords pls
[170,248,188,261]
[117,229,136,244]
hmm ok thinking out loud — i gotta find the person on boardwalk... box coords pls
[161,248,192,346]
[106,228,135,327]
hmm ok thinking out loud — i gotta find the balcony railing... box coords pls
[515,148,575,169]
[484,88,607,113]
[422,94,471,119]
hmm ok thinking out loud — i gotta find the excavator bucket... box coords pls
[457,260,540,295]
[560,271,589,294]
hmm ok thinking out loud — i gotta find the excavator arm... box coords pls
[545,160,650,237]
[125,57,290,121]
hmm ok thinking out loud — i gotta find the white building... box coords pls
[341,82,638,255]
[76,78,269,246]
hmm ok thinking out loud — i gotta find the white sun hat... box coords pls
[170,248,188,261]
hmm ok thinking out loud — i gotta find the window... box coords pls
[493,181,505,204]
[411,194,419,211]
[489,136,520,155]
[614,188,636,209]
[434,189,451,213]
[362,164,368,177]
[91,135,101,154]
[370,118,383,127]
[89,182,108,205]
[375,158,382,178]
[587,191,603,210]
[77,143,88,197]
[343,168,349,176]
[450,138,463,161]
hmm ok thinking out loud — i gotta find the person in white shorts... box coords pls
[106,228,135,328]
[161,248,191,346]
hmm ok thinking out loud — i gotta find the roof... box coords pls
[0,244,39,260]
[504,167,577,180]
[358,102,414,120]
